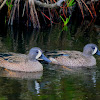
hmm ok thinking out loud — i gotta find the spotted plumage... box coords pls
[47,44,100,67]
[0,47,51,72]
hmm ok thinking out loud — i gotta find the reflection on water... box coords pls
[0,19,99,53]
[0,19,100,100]
[0,68,43,80]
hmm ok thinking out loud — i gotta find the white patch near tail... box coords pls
[49,57,57,62]
[92,47,97,55]
[36,50,42,59]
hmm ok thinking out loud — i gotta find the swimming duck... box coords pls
[0,47,51,72]
[47,44,100,67]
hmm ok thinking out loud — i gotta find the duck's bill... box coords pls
[96,50,100,55]
[40,54,51,63]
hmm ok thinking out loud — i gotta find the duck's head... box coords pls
[28,47,51,63]
[83,44,100,56]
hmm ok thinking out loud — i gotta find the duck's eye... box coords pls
[36,51,38,53]
[92,47,95,50]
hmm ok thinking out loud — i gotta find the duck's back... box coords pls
[0,53,43,72]
[49,50,96,67]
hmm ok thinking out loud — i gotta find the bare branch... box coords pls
[0,0,3,3]
[34,0,65,8]
[0,0,7,10]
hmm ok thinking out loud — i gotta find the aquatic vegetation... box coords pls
[5,0,13,23]
[6,0,13,10]
[66,0,75,7]
[60,15,71,26]
[0,0,99,28]
[60,15,71,31]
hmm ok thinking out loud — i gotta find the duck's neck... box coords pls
[82,53,93,57]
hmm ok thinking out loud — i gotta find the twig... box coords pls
[0,0,7,10]
[34,0,65,8]
[80,0,93,18]
[76,0,84,19]
[46,0,53,26]
[22,2,26,17]
[29,0,40,28]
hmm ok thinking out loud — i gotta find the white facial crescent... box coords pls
[36,50,42,59]
[92,47,97,55]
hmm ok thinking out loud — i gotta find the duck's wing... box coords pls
[45,50,84,62]
[45,50,70,58]
[45,50,85,61]
[57,50,83,57]
[0,52,27,63]
[46,50,89,67]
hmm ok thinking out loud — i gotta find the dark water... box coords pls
[0,19,100,100]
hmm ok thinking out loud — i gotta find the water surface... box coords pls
[0,19,100,100]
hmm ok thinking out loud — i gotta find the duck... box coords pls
[46,44,100,67]
[0,47,51,72]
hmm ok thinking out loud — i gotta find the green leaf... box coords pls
[6,0,13,10]
[60,15,71,26]
[60,15,65,23]
[63,26,68,31]
[67,0,75,7]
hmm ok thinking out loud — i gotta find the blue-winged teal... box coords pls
[47,44,100,67]
[0,47,51,72]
